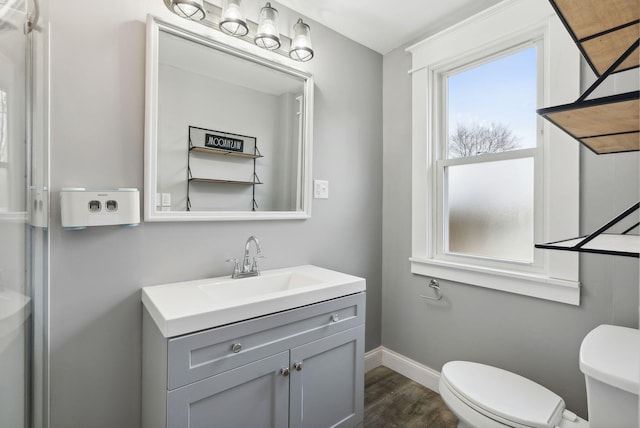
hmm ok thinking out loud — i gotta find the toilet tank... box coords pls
[579,325,639,428]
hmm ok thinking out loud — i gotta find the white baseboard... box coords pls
[364,346,383,373]
[364,346,441,393]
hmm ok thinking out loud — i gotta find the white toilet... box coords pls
[439,325,639,428]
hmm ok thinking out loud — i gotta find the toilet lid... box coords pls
[441,361,565,428]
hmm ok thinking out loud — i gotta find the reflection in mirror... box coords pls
[144,16,313,221]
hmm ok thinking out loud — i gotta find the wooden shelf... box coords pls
[189,177,263,185]
[550,0,639,77]
[538,91,640,154]
[539,0,639,155]
[189,146,263,159]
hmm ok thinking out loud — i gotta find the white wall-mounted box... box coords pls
[60,188,140,230]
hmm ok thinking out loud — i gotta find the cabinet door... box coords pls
[289,325,365,428]
[167,351,289,428]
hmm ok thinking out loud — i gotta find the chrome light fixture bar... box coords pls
[162,0,314,62]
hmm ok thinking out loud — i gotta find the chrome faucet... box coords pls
[228,236,263,278]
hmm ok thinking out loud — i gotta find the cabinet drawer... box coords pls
[167,292,365,390]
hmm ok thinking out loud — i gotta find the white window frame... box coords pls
[407,0,581,305]
[437,41,542,271]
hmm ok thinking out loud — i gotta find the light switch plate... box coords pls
[314,180,329,199]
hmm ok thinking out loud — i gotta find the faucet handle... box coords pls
[226,258,240,277]
[250,254,265,274]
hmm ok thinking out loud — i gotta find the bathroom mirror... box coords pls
[144,15,313,221]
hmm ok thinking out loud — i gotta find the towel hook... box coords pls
[420,279,442,301]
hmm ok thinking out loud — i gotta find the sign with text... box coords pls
[205,133,244,153]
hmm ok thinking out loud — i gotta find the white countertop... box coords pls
[142,265,366,337]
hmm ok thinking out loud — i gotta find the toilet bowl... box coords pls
[439,361,588,428]
[439,325,639,428]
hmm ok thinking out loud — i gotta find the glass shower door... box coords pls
[0,1,31,427]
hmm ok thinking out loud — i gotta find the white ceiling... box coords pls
[276,0,503,55]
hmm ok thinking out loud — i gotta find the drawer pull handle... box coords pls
[293,362,303,371]
[280,367,290,377]
[330,314,340,323]
[231,343,242,353]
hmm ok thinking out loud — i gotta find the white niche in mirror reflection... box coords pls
[144,16,314,221]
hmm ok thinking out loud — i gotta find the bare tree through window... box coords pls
[448,122,520,158]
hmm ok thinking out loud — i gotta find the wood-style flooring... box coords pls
[364,366,459,428]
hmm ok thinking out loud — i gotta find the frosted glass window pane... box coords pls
[447,47,537,159]
[446,158,534,262]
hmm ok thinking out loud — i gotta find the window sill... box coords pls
[410,257,580,305]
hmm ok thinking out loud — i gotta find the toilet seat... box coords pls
[440,361,566,428]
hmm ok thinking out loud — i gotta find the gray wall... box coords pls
[382,34,639,419]
[48,1,382,427]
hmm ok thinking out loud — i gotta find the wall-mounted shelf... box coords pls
[189,176,263,185]
[549,0,638,77]
[536,203,640,257]
[535,1,639,257]
[189,146,263,159]
[538,0,639,155]
[186,126,262,211]
[538,90,639,155]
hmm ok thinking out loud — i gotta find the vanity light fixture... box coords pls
[289,18,314,61]
[219,0,249,37]
[254,2,281,50]
[164,0,206,21]
[161,0,315,62]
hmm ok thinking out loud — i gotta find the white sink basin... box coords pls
[199,272,324,301]
[142,265,366,337]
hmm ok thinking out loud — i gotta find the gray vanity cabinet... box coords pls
[289,326,365,428]
[142,292,366,428]
[167,351,290,427]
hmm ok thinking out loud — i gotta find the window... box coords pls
[407,0,581,304]
[442,45,539,265]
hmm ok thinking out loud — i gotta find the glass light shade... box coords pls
[219,0,249,37]
[168,0,206,21]
[289,19,314,61]
[254,3,281,50]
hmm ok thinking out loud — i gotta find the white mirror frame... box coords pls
[144,15,314,221]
